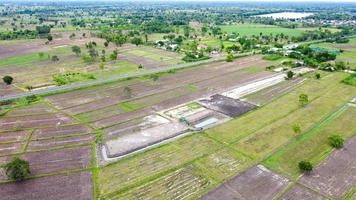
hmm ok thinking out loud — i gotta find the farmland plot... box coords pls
[278,184,326,200]
[0,171,93,200]
[206,73,351,144]
[300,136,356,199]
[199,165,290,200]
[263,105,356,178]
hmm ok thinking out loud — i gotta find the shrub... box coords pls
[226,53,234,62]
[299,94,309,106]
[51,55,59,62]
[328,135,344,149]
[286,71,294,80]
[3,76,13,85]
[298,161,313,173]
[315,73,321,79]
[3,157,30,181]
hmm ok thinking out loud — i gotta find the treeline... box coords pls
[0,25,51,40]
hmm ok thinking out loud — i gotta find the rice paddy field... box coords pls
[0,51,355,199]
[219,23,304,37]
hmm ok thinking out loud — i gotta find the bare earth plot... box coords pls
[199,94,257,117]
[199,165,290,200]
[278,184,326,200]
[300,136,356,199]
[0,171,93,200]
[0,101,95,199]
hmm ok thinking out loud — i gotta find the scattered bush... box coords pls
[299,94,309,106]
[286,71,294,80]
[3,157,30,181]
[328,135,344,149]
[298,161,313,173]
[226,53,234,62]
[315,73,321,79]
[3,76,13,85]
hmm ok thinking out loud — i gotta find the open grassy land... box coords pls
[219,23,304,37]
[263,104,356,179]
[96,71,355,199]
[0,39,184,88]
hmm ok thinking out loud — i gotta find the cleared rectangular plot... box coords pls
[0,142,23,156]
[300,136,356,199]
[245,77,305,106]
[0,130,28,143]
[0,171,93,200]
[31,124,93,139]
[5,102,54,117]
[103,115,188,157]
[113,165,211,200]
[27,134,94,151]
[263,105,356,178]
[199,94,257,117]
[206,73,349,144]
[193,148,253,182]
[200,165,290,200]
[279,184,326,200]
[0,113,74,130]
[0,146,92,177]
[98,134,222,196]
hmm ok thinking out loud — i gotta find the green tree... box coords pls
[110,50,118,60]
[51,55,59,62]
[3,157,30,181]
[328,135,344,149]
[3,76,14,85]
[315,73,321,79]
[299,94,309,106]
[47,34,53,42]
[335,61,346,70]
[88,48,98,60]
[298,161,313,173]
[226,53,234,62]
[131,37,142,46]
[71,45,81,56]
[286,71,294,80]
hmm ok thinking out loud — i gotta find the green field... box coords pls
[96,72,355,199]
[219,23,304,37]
[263,105,356,178]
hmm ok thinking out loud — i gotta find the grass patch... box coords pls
[342,74,356,86]
[263,54,283,61]
[206,72,349,144]
[185,84,199,92]
[117,102,143,112]
[262,105,355,179]
[53,72,96,86]
[219,23,303,37]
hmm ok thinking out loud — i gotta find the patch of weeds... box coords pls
[117,102,143,112]
[342,74,356,86]
[53,72,96,86]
